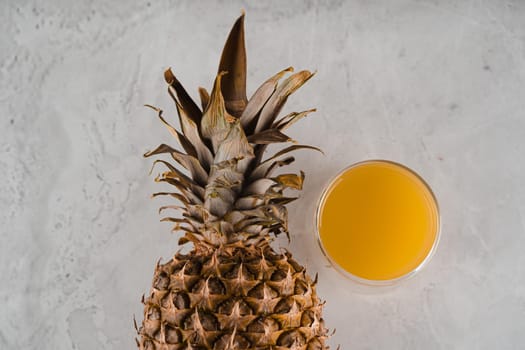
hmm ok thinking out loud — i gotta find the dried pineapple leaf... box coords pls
[174,99,214,168]
[204,162,244,217]
[208,161,244,184]
[144,105,198,158]
[177,236,191,245]
[149,159,194,186]
[151,192,189,205]
[169,152,208,186]
[264,156,295,178]
[267,144,323,162]
[273,108,317,131]
[158,205,184,214]
[198,87,210,111]
[270,197,298,205]
[201,72,236,152]
[218,13,247,117]
[146,145,208,186]
[223,210,245,225]
[241,224,265,235]
[235,205,288,230]
[234,190,295,210]
[184,204,212,223]
[273,171,305,190]
[214,121,254,164]
[159,171,205,200]
[234,195,266,210]
[213,157,241,171]
[247,129,293,144]
[254,70,315,133]
[204,186,236,218]
[243,178,275,195]
[205,221,234,237]
[155,177,203,204]
[164,68,202,125]
[143,143,177,157]
[264,204,288,225]
[211,175,242,190]
[249,145,321,180]
[173,224,200,235]
[249,156,295,180]
[160,217,191,224]
[251,134,320,169]
[178,232,202,245]
[235,187,283,210]
[234,217,274,231]
[241,67,294,132]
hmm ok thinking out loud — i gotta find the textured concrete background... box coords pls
[2,0,525,349]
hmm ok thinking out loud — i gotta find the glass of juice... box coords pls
[316,160,440,285]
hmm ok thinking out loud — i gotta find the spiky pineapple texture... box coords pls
[137,14,329,350]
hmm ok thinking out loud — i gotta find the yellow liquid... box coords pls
[318,161,439,281]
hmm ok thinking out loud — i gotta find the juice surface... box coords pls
[317,160,439,281]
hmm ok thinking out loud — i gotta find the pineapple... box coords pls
[137,14,329,350]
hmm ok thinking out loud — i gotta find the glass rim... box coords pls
[314,159,442,286]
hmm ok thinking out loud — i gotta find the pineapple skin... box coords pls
[138,246,326,349]
[137,14,329,350]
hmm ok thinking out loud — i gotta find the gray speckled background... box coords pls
[2,1,525,349]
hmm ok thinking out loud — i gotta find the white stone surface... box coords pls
[1,1,524,349]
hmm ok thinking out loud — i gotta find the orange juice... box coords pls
[317,160,439,282]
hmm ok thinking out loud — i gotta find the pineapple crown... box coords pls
[145,14,320,250]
